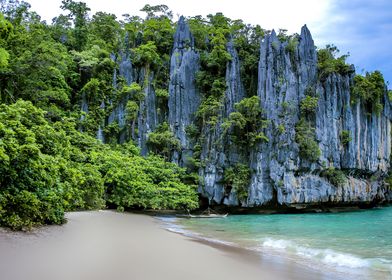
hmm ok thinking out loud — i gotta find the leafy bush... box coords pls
[222,96,268,146]
[340,130,352,145]
[155,88,169,106]
[147,122,181,159]
[196,95,223,127]
[285,35,299,63]
[0,101,198,230]
[351,71,386,114]
[223,164,251,201]
[94,149,198,210]
[300,95,319,115]
[132,41,161,69]
[317,44,353,81]
[295,119,320,162]
[0,101,105,229]
[320,168,347,187]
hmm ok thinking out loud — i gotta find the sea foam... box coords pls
[259,237,392,275]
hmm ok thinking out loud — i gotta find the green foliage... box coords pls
[126,100,139,121]
[185,124,199,139]
[60,0,91,50]
[300,95,319,115]
[235,29,262,95]
[0,101,198,229]
[89,12,120,51]
[120,82,145,102]
[0,100,104,229]
[277,124,286,134]
[147,122,181,159]
[222,96,268,146]
[155,88,169,108]
[103,121,120,143]
[72,45,112,70]
[223,164,250,201]
[140,4,173,19]
[132,41,161,69]
[196,95,223,127]
[317,44,354,81]
[351,71,386,114]
[285,35,299,56]
[155,88,168,99]
[1,17,75,115]
[0,47,9,68]
[295,119,320,162]
[296,86,320,162]
[320,167,347,187]
[194,13,232,105]
[94,148,198,211]
[340,130,352,145]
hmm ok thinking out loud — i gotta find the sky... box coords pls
[27,0,392,86]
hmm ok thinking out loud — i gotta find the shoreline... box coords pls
[161,209,392,280]
[129,202,392,216]
[0,210,344,280]
[157,215,352,280]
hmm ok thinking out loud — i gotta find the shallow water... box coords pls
[165,206,392,280]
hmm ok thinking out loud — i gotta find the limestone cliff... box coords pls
[247,26,392,207]
[169,20,391,207]
[92,18,391,208]
[107,35,157,154]
[168,16,200,164]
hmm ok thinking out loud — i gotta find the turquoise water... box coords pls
[164,207,392,280]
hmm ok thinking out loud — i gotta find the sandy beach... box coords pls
[0,211,332,280]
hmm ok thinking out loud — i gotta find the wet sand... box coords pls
[0,211,332,280]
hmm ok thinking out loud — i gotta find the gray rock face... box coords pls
[245,25,391,206]
[107,49,132,135]
[168,16,200,164]
[276,175,385,204]
[195,25,391,207]
[246,27,317,206]
[316,74,392,173]
[107,36,157,151]
[198,39,246,205]
[137,68,157,155]
[225,39,245,114]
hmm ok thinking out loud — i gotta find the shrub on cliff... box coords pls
[222,96,269,147]
[295,119,321,162]
[147,122,181,159]
[223,164,251,201]
[351,71,386,114]
[320,168,347,187]
[317,44,353,81]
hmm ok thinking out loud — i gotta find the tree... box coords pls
[132,41,160,70]
[352,70,386,114]
[147,122,180,159]
[89,12,120,51]
[140,4,173,20]
[317,44,353,81]
[60,0,91,51]
[222,96,268,147]
[295,119,320,162]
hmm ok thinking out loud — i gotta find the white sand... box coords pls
[0,211,328,280]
